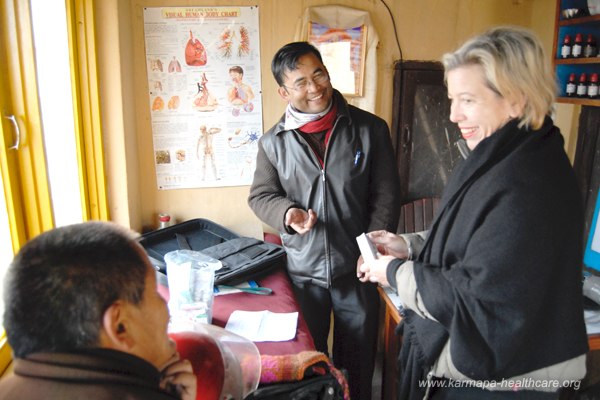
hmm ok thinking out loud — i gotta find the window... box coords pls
[31,0,83,227]
[0,0,108,372]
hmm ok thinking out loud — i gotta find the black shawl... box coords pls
[399,118,589,399]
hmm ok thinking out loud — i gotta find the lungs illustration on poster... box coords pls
[185,30,208,66]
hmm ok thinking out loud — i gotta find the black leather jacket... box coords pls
[248,91,400,287]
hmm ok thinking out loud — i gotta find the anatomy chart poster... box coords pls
[143,6,262,190]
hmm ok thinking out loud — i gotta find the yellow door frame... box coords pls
[0,0,107,373]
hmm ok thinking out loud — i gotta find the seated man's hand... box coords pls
[159,354,197,400]
[285,208,317,235]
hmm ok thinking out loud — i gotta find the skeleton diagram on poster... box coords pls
[143,6,262,189]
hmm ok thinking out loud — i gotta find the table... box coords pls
[211,266,315,355]
[378,286,401,400]
[158,265,316,356]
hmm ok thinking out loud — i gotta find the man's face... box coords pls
[278,53,333,114]
[127,258,176,369]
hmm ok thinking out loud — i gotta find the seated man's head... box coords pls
[3,221,175,370]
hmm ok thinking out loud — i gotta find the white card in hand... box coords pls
[356,233,378,262]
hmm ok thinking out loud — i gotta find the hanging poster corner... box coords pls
[308,22,367,97]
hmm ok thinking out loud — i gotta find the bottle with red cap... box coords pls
[584,34,598,58]
[577,73,588,98]
[565,73,577,97]
[561,34,572,58]
[589,73,599,99]
[158,213,172,229]
[572,33,584,58]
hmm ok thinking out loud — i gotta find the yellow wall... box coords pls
[95,0,575,235]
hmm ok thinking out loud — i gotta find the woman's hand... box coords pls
[358,255,396,286]
[368,230,409,259]
[356,255,366,280]
[159,353,197,400]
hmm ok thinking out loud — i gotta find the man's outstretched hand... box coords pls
[285,208,317,235]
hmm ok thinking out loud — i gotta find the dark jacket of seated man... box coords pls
[0,221,196,400]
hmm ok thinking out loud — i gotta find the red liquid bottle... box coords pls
[573,33,584,58]
[561,34,572,58]
[566,73,577,97]
[589,73,599,99]
[577,73,588,97]
[584,34,598,58]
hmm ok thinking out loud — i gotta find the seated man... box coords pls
[0,221,196,400]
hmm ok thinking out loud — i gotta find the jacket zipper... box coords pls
[294,129,332,287]
[321,168,331,287]
[321,116,340,289]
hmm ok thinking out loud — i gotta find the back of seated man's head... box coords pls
[3,221,152,359]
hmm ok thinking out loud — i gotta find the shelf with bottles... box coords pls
[556,64,600,104]
[556,29,600,60]
[554,0,600,105]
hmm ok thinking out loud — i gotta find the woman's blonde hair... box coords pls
[442,26,556,130]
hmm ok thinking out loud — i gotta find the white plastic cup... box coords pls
[164,250,221,331]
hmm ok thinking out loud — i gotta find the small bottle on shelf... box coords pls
[158,213,171,229]
[584,34,598,58]
[572,33,584,58]
[565,73,577,97]
[561,34,572,58]
[589,73,599,99]
[577,73,588,98]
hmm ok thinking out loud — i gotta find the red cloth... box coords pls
[298,104,337,134]
[211,267,315,355]
[298,104,337,166]
[156,263,315,355]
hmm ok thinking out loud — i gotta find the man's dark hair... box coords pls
[271,41,323,86]
[3,221,148,358]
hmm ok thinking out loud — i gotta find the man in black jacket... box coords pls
[0,221,196,400]
[248,42,400,400]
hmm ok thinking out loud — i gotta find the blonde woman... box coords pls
[360,26,588,399]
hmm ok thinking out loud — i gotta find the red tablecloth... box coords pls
[211,266,315,355]
[160,266,350,397]
[158,266,315,356]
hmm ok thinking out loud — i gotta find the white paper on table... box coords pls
[225,310,298,342]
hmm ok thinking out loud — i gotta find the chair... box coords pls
[397,197,440,234]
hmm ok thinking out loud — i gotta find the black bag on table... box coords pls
[139,218,286,285]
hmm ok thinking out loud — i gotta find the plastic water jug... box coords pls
[164,249,221,331]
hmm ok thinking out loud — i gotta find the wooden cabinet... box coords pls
[391,61,461,202]
[553,0,600,106]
